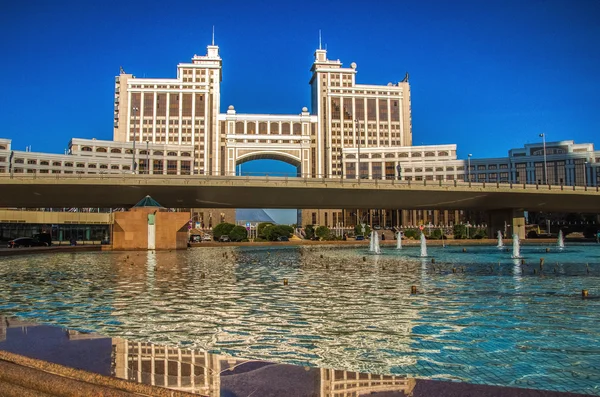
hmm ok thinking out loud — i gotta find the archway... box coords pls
[235,156,300,226]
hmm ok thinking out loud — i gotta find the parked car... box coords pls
[203,234,213,241]
[277,236,289,242]
[355,235,365,241]
[7,237,48,248]
[219,235,230,242]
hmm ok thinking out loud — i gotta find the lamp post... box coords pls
[584,160,588,187]
[132,107,139,174]
[539,133,548,185]
[355,119,361,180]
[467,153,472,182]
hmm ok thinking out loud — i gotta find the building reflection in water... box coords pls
[111,337,416,397]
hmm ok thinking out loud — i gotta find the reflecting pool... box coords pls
[0,244,599,395]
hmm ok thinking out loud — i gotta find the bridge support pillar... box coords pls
[488,209,526,240]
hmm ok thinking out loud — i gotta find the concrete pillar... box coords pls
[488,209,526,240]
[412,210,418,227]
[433,210,439,226]
[443,210,449,226]
[402,210,409,226]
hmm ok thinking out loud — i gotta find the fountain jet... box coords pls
[557,230,565,250]
[497,231,504,248]
[512,233,521,259]
[420,233,428,257]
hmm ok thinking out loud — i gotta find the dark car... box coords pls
[7,237,48,248]
[355,235,365,241]
[277,236,289,242]
[219,235,231,242]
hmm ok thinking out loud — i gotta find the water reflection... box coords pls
[0,317,416,397]
[1,245,599,395]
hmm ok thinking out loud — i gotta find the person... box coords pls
[381,234,386,241]
[342,233,347,241]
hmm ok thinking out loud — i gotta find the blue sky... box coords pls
[2,0,599,223]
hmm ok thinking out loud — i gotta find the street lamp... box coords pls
[467,153,472,182]
[355,119,361,180]
[132,107,139,174]
[584,160,588,187]
[539,133,548,185]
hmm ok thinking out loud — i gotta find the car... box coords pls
[203,235,213,241]
[7,237,48,248]
[277,236,289,242]
[373,225,381,230]
[355,235,365,241]
[219,235,230,242]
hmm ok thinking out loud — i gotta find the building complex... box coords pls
[1,41,599,234]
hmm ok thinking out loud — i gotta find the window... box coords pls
[52,161,61,167]
[154,151,163,156]
[111,165,119,170]
[27,159,37,165]
[167,160,178,174]
[181,152,191,157]
[110,148,121,154]
[82,147,92,152]
[88,164,96,168]
[100,164,108,169]
[167,151,178,157]
[96,147,107,153]
[15,158,24,164]
[139,150,147,155]
[76,163,85,168]
[64,162,73,167]
[40,160,49,166]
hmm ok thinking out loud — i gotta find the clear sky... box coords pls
[2,0,599,222]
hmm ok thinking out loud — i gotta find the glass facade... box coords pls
[0,223,110,243]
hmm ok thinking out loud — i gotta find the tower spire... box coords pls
[212,25,215,45]
[319,29,322,50]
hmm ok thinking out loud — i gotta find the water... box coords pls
[1,245,600,395]
[497,231,503,248]
[512,234,521,259]
[373,232,381,255]
[420,233,428,257]
[369,231,374,252]
[558,230,565,249]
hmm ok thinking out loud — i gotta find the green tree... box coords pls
[354,224,371,237]
[263,225,291,241]
[213,222,235,239]
[257,222,274,239]
[228,225,248,242]
[304,225,315,240]
[429,228,443,240]
[403,228,420,240]
[316,225,331,240]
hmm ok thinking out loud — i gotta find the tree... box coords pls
[257,222,274,239]
[304,225,315,240]
[316,225,331,240]
[228,225,248,242]
[213,222,235,239]
[263,225,292,241]
[354,224,371,237]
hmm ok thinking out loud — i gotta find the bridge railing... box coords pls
[0,172,598,193]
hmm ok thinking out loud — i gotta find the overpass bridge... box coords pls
[0,174,598,212]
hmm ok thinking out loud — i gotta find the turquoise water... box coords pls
[0,244,599,395]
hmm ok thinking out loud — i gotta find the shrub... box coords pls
[354,224,371,237]
[315,225,331,240]
[304,225,315,240]
[403,228,420,240]
[213,222,235,240]
[257,222,274,239]
[429,228,443,240]
[228,225,248,242]
[263,225,292,241]
[473,228,488,239]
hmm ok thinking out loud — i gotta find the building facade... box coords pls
[1,42,599,230]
